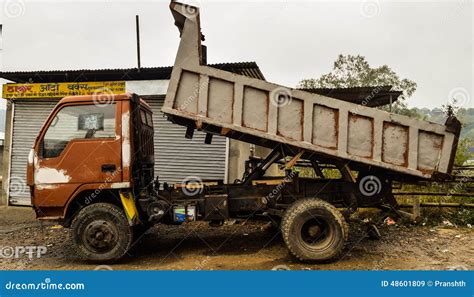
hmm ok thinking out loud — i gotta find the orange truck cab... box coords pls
[28,93,154,219]
[27,93,156,260]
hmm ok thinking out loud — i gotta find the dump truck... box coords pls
[27,2,461,262]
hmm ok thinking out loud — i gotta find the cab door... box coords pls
[32,102,122,208]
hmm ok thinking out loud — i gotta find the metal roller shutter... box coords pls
[9,100,57,206]
[146,96,227,184]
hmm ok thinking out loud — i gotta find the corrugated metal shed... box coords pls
[0,62,266,83]
[8,100,57,205]
[147,96,227,184]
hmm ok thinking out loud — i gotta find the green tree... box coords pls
[298,54,418,116]
[454,138,473,166]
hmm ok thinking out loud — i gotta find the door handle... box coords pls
[101,164,116,172]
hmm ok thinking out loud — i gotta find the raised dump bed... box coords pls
[163,2,461,180]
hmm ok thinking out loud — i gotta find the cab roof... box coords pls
[59,93,133,104]
[58,93,152,110]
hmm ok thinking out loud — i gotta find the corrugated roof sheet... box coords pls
[0,62,265,83]
[300,86,402,107]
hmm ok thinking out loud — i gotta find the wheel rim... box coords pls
[83,220,119,253]
[298,216,335,250]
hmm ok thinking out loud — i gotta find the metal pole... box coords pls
[399,202,474,208]
[0,24,3,70]
[136,15,141,71]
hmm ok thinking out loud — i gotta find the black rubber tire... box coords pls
[281,198,348,262]
[71,203,133,262]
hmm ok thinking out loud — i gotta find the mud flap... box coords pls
[119,191,140,226]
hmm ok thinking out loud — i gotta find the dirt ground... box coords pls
[0,206,472,270]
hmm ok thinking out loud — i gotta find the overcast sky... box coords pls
[0,0,472,109]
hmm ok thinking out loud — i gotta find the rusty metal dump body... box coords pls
[163,2,460,180]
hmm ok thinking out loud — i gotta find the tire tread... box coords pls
[70,202,133,262]
[281,198,349,262]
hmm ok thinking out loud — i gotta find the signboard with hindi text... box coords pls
[2,81,126,99]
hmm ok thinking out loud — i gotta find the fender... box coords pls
[60,182,134,220]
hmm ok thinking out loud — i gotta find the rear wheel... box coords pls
[71,203,133,262]
[281,198,348,262]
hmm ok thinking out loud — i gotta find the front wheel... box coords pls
[71,203,133,262]
[281,198,348,262]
